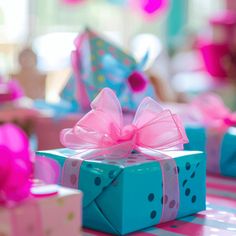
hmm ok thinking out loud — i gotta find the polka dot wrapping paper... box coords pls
[184,125,236,177]
[35,148,206,235]
[83,173,236,235]
[0,185,82,236]
[60,28,156,111]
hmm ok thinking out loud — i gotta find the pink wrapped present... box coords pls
[0,185,82,236]
[0,124,82,236]
[34,114,84,150]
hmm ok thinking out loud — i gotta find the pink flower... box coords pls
[127,71,147,92]
[0,124,32,204]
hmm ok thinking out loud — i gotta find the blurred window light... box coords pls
[130,34,162,69]
[188,0,225,31]
[171,71,213,93]
[33,32,77,71]
[0,0,28,43]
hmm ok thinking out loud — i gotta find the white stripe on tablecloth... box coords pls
[181,215,236,229]
[207,188,236,200]
[142,227,184,236]
[207,176,236,187]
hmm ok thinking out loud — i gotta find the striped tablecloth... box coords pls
[83,174,236,236]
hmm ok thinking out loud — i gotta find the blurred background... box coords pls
[0,0,229,102]
[0,0,236,150]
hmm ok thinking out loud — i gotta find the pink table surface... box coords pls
[83,174,236,236]
[0,107,39,122]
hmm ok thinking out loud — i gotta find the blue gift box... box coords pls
[60,28,156,111]
[185,125,236,177]
[36,148,206,235]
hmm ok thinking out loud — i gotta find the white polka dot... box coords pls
[206,207,213,210]
[219,211,227,214]
[210,228,219,232]
[230,217,236,221]
[206,214,215,218]
[217,219,225,222]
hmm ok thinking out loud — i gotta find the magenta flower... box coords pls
[127,71,147,93]
[0,124,32,204]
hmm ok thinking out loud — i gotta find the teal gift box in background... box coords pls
[35,148,206,235]
[185,125,236,177]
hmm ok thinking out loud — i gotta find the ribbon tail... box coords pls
[137,148,180,223]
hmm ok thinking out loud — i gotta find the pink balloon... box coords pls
[141,0,164,14]
[62,0,84,5]
[129,0,169,19]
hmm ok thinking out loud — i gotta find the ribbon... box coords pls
[0,124,32,204]
[8,185,59,236]
[60,87,188,223]
[189,93,236,173]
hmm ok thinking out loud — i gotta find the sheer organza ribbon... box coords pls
[60,87,188,223]
[189,93,236,173]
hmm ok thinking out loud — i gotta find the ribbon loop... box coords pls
[61,88,188,153]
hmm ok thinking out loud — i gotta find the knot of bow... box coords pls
[61,88,188,155]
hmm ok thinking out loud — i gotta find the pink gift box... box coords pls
[34,114,84,150]
[0,185,82,236]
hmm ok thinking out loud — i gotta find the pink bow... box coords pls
[61,88,188,154]
[0,124,32,204]
[60,88,188,223]
[189,93,236,129]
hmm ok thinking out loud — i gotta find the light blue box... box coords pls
[36,149,206,235]
[185,125,236,177]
